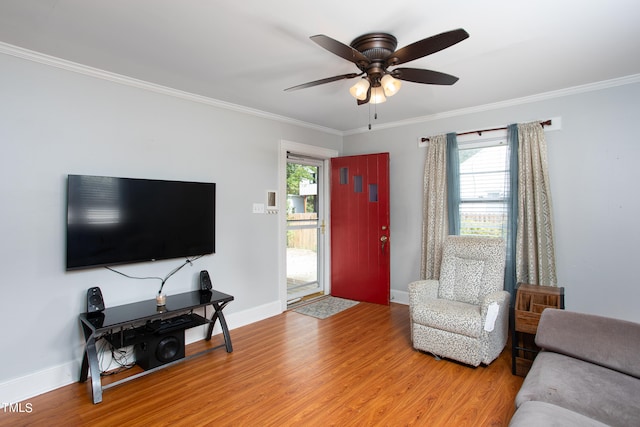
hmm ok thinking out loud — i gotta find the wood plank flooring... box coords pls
[0,302,523,426]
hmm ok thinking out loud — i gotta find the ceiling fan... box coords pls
[285,29,469,105]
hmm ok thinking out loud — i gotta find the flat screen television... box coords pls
[66,175,215,270]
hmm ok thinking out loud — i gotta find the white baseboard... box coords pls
[390,289,409,305]
[0,300,282,404]
[0,361,78,407]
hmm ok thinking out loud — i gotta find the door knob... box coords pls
[380,235,388,253]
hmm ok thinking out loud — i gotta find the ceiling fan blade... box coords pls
[387,28,469,66]
[391,68,459,85]
[310,34,370,66]
[284,73,360,91]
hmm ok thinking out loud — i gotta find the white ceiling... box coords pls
[1,0,639,133]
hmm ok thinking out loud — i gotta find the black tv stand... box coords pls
[78,290,234,404]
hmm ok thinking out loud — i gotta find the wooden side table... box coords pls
[512,283,564,376]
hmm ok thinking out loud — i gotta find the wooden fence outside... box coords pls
[460,212,506,237]
[287,213,318,251]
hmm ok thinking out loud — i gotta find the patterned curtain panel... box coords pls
[516,121,558,286]
[421,134,449,279]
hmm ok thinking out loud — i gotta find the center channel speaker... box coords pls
[135,330,185,370]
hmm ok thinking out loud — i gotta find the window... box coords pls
[458,138,510,238]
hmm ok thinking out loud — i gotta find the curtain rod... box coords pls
[420,119,552,143]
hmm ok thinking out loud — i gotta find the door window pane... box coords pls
[354,175,363,193]
[369,184,378,202]
[340,167,348,185]
[286,161,321,299]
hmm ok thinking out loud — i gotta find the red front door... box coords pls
[330,153,390,305]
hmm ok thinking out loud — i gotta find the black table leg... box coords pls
[206,302,233,352]
[79,322,103,404]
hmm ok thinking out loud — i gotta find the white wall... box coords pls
[343,80,640,324]
[0,52,342,402]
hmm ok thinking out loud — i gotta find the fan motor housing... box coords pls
[351,33,398,80]
[350,33,398,59]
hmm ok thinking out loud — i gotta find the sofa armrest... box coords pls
[481,289,510,308]
[536,309,640,378]
[480,290,510,331]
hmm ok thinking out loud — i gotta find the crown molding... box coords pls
[343,73,640,135]
[0,42,342,136]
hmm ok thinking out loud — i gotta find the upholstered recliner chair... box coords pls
[409,235,509,366]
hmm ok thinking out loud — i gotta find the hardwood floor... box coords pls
[0,302,523,426]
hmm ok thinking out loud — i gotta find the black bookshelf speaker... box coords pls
[87,287,105,314]
[200,270,212,291]
[135,330,185,370]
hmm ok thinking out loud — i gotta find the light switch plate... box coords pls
[253,203,265,214]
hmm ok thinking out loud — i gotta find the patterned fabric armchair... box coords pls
[409,235,509,366]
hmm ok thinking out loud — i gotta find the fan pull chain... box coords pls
[368,102,379,130]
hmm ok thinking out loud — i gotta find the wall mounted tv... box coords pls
[66,175,215,270]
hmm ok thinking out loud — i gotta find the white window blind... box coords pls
[458,141,510,238]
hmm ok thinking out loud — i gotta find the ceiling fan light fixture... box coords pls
[381,74,402,97]
[349,78,370,101]
[288,29,469,107]
[370,86,387,104]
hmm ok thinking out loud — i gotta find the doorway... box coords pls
[286,156,324,303]
[279,141,337,310]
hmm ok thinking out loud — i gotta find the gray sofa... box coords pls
[510,308,640,426]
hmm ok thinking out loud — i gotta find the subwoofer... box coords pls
[135,330,185,370]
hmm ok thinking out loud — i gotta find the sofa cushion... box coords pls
[515,351,640,426]
[444,256,485,304]
[509,401,608,427]
[437,236,505,305]
[411,298,481,338]
[536,308,640,378]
